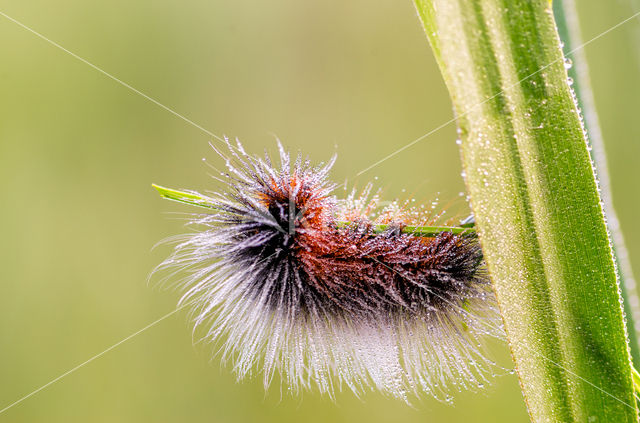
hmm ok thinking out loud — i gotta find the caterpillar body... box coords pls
[155,140,501,401]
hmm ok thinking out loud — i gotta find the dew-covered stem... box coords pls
[553,0,640,366]
[413,0,637,421]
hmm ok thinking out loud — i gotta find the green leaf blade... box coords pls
[152,184,218,210]
[414,0,637,421]
[553,0,640,366]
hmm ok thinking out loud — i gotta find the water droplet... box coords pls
[564,58,573,69]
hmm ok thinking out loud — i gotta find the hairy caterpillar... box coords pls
[154,140,502,402]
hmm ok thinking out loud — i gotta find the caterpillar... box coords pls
[153,139,502,402]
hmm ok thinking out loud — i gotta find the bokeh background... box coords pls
[1,1,639,422]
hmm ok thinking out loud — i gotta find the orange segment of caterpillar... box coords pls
[152,139,501,402]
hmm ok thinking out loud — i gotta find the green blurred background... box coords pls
[1,1,638,422]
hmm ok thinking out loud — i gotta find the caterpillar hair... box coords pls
[153,139,502,402]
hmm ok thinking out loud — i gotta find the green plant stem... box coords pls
[152,184,475,237]
[634,367,640,397]
[553,0,640,367]
[152,184,218,210]
[335,221,475,236]
[413,0,637,421]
